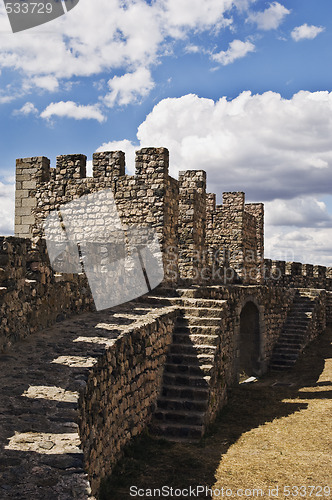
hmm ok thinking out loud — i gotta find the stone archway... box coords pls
[239,301,261,379]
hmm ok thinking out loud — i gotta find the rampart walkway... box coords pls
[0,301,173,499]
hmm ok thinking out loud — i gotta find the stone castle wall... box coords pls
[5,146,330,352]
[3,145,331,496]
[206,192,264,284]
[0,236,93,351]
[264,259,332,291]
[79,305,177,494]
[326,291,332,323]
[15,148,264,286]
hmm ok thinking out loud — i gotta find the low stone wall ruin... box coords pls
[0,236,93,351]
[78,306,178,494]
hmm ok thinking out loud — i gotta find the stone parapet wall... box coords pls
[264,259,332,290]
[326,291,332,324]
[206,193,264,285]
[0,236,93,352]
[303,290,327,344]
[178,170,207,282]
[79,306,178,494]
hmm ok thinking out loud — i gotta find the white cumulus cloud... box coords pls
[247,2,290,30]
[265,197,332,228]
[32,75,60,92]
[104,68,155,107]
[265,225,332,266]
[291,24,325,42]
[40,101,106,122]
[212,39,255,65]
[133,91,332,201]
[0,0,248,107]
[13,102,38,116]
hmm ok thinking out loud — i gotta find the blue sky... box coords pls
[0,0,332,265]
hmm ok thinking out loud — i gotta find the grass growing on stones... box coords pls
[99,326,332,499]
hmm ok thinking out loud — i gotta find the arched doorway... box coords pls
[239,301,261,379]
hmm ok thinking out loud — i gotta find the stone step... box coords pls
[172,333,219,346]
[287,313,312,319]
[174,325,220,335]
[270,358,295,367]
[272,351,299,361]
[274,340,301,348]
[284,319,309,325]
[286,323,311,329]
[288,311,313,317]
[270,363,294,371]
[169,343,217,356]
[269,290,318,372]
[179,297,227,309]
[176,315,221,327]
[157,396,208,412]
[154,408,205,426]
[280,334,306,342]
[281,329,306,336]
[274,345,299,353]
[181,306,225,318]
[149,422,204,441]
[165,362,213,376]
[162,373,211,388]
[175,288,205,298]
[282,326,307,333]
[280,334,306,341]
[167,352,215,366]
[146,295,226,309]
[162,384,210,400]
[290,306,314,312]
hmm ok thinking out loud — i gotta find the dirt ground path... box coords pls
[103,326,332,499]
[212,325,332,498]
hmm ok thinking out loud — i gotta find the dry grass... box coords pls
[100,326,332,499]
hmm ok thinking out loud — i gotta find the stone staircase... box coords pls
[145,290,226,441]
[270,289,321,371]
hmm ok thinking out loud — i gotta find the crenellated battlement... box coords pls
[264,258,332,288]
[15,147,332,293]
[15,147,265,286]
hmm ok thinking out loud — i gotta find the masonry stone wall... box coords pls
[264,259,332,291]
[79,306,178,494]
[8,146,331,353]
[203,285,296,370]
[15,148,264,287]
[178,170,207,282]
[16,149,179,284]
[326,291,332,324]
[0,236,93,351]
[205,192,264,285]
